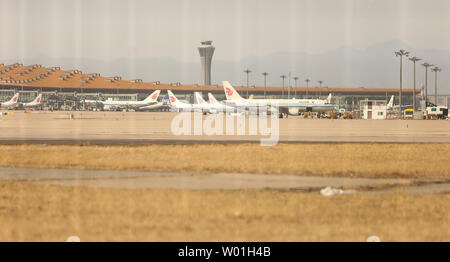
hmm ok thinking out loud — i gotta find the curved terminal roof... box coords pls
[0,63,419,94]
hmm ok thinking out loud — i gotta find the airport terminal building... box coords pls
[0,62,436,111]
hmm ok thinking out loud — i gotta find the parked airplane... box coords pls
[168,90,215,113]
[134,91,167,111]
[386,95,413,111]
[167,90,194,111]
[161,93,170,104]
[22,94,42,108]
[193,92,236,113]
[168,90,227,114]
[296,93,332,105]
[86,90,161,111]
[138,102,165,111]
[387,95,395,110]
[208,92,239,112]
[0,93,20,109]
[207,92,219,104]
[193,92,207,105]
[222,81,336,117]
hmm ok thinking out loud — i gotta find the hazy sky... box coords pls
[0,0,449,90]
[1,0,449,61]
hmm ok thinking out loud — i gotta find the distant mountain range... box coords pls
[4,40,449,93]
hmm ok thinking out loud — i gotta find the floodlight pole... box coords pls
[244,69,252,99]
[288,72,291,99]
[431,67,442,105]
[305,78,310,98]
[293,76,299,98]
[280,75,286,98]
[318,80,323,97]
[395,50,409,119]
[421,62,433,107]
[409,57,421,110]
[262,72,269,99]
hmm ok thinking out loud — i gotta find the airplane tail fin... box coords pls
[167,90,179,104]
[222,81,245,101]
[208,93,219,104]
[387,95,394,108]
[34,93,42,104]
[9,93,19,103]
[194,92,207,104]
[143,90,161,103]
[161,94,169,104]
[326,93,332,104]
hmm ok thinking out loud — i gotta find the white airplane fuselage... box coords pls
[222,81,336,115]
[138,102,165,111]
[193,92,238,113]
[0,93,20,109]
[224,98,336,114]
[85,90,161,111]
[170,102,210,112]
[22,94,42,108]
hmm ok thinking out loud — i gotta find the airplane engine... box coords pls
[288,108,300,115]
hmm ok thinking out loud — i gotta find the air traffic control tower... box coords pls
[198,41,215,85]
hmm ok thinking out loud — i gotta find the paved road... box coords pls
[0,111,449,144]
[1,167,448,194]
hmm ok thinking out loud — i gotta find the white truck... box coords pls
[425,106,448,120]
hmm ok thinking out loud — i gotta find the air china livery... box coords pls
[194,92,236,113]
[86,90,161,111]
[167,90,209,112]
[387,95,395,110]
[386,95,412,111]
[138,93,169,111]
[167,90,192,111]
[22,94,42,108]
[0,93,20,109]
[138,100,165,111]
[208,92,237,110]
[222,81,336,117]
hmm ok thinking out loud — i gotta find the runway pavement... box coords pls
[0,110,449,144]
[1,167,448,194]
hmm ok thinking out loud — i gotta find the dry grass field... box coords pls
[0,143,448,242]
[0,143,449,179]
[0,182,448,242]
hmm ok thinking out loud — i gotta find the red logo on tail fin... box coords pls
[225,88,233,97]
[170,96,176,103]
[151,93,157,100]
